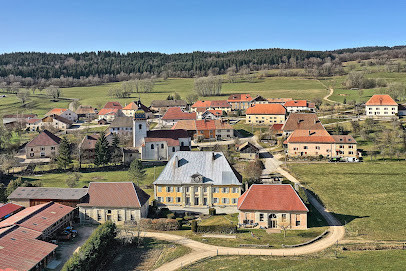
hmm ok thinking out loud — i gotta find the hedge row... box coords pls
[196,224,237,234]
[62,221,117,271]
[139,218,180,231]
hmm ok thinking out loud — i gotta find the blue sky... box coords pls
[0,0,405,53]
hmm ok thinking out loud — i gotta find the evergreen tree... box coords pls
[110,134,122,164]
[0,183,7,203]
[94,132,111,166]
[128,159,146,185]
[56,137,72,169]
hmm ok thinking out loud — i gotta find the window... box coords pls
[203,187,208,193]
[51,146,55,150]
[259,214,264,221]
[30,148,33,151]
[97,211,101,221]
[315,146,320,150]
[349,151,354,155]
[151,144,154,149]
[282,214,287,222]
[232,187,238,193]
[84,209,89,220]
[176,187,182,192]
[161,144,164,148]
[41,147,45,151]
[232,198,238,204]
[139,124,142,129]
[117,213,122,221]
[212,187,219,193]
[222,188,229,193]
[172,147,175,152]
[176,197,181,203]
[107,210,112,214]
[222,198,229,204]
[157,197,162,202]
[166,197,173,203]
[340,145,344,149]
[213,198,219,203]
[157,186,162,192]
[296,220,301,226]
[186,187,190,193]
[303,146,308,150]
[349,145,354,149]
[130,213,135,221]
[166,187,173,192]
[30,153,34,157]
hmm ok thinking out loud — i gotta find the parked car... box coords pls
[345,157,359,162]
[329,157,342,162]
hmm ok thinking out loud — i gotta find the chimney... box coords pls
[212,152,216,161]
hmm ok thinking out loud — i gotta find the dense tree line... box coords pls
[0,49,334,87]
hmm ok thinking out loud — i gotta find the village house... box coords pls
[161,107,197,126]
[246,104,286,125]
[122,100,153,119]
[199,110,223,120]
[103,101,123,110]
[191,100,232,113]
[365,94,398,117]
[250,95,269,106]
[79,133,111,161]
[45,108,78,122]
[237,142,260,160]
[2,113,38,125]
[41,114,73,130]
[284,129,357,158]
[109,116,133,136]
[78,182,150,225]
[227,94,253,110]
[267,98,293,105]
[98,108,122,122]
[26,118,42,131]
[25,130,61,159]
[281,113,324,136]
[0,203,24,221]
[172,119,234,141]
[8,187,89,208]
[150,100,187,113]
[284,100,315,113]
[141,129,191,161]
[153,151,242,212]
[238,184,308,230]
[75,105,98,121]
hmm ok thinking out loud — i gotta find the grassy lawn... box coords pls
[232,120,269,138]
[288,162,406,240]
[0,76,328,117]
[182,250,406,271]
[19,165,165,197]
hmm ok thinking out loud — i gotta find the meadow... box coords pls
[183,250,406,271]
[288,162,406,241]
[0,76,328,117]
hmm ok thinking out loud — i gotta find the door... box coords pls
[194,197,199,205]
[268,214,277,228]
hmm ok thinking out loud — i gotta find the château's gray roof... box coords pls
[154,151,242,186]
[8,187,88,200]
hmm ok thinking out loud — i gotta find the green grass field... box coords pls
[288,162,406,240]
[183,250,406,271]
[0,76,328,117]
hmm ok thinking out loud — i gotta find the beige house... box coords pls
[227,94,253,110]
[238,184,308,230]
[122,100,153,119]
[282,113,324,136]
[78,182,150,225]
[365,94,398,117]
[45,108,78,122]
[25,130,61,159]
[284,129,357,158]
[246,104,286,125]
[41,115,73,130]
[238,142,260,160]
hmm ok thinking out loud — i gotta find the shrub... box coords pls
[139,218,180,231]
[196,224,237,234]
[191,220,198,232]
[209,208,216,216]
[158,208,172,218]
[62,221,117,271]
[176,217,183,228]
[167,213,175,219]
[184,215,194,221]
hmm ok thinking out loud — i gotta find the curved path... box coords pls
[318,79,338,104]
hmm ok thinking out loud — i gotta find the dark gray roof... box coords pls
[8,187,88,200]
[150,100,187,107]
[109,116,133,128]
[154,151,242,186]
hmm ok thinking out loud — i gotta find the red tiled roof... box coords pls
[365,94,398,106]
[3,114,37,119]
[270,123,283,131]
[27,118,41,124]
[227,94,253,102]
[214,120,233,130]
[207,110,223,117]
[196,119,216,130]
[26,130,61,147]
[103,101,123,109]
[80,134,100,150]
[284,100,307,107]
[0,203,23,220]
[284,129,335,144]
[78,182,150,208]
[331,135,357,144]
[246,104,286,115]
[46,114,73,125]
[122,101,151,112]
[98,108,120,116]
[238,184,308,212]
[210,100,231,108]
[267,98,293,103]
[172,120,196,131]
[0,225,57,271]
[162,107,196,120]
[45,108,67,116]
[75,105,96,114]
[192,100,212,108]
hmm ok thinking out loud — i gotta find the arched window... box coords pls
[151,144,154,150]
[172,147,175,152]
[161,144,164,149]
[139,124,142,130]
